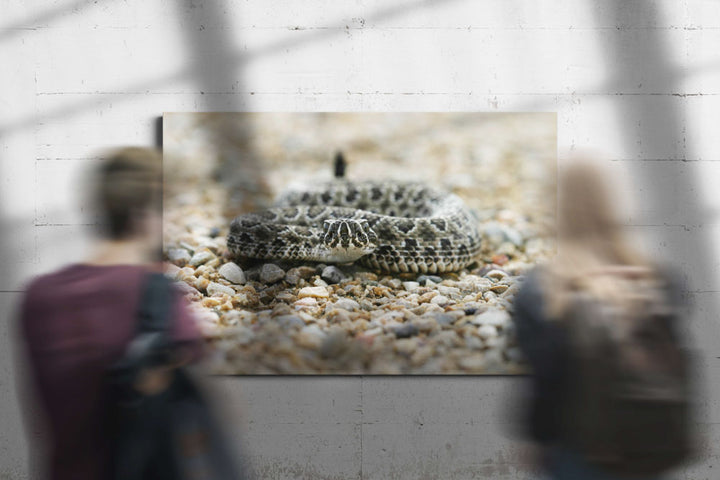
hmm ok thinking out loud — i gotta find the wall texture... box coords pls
[2,1,719,478]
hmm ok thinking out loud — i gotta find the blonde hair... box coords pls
[94,147,162,239]
[542,159,653,319]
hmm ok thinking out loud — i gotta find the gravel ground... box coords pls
[163,113,556,374]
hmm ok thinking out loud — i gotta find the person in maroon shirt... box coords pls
[17,147,203,480]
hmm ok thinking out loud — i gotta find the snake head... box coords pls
[321,219,378,262]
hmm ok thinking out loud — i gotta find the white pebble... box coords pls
[364,327,384,337]
[313,278,329,287]
[402,281,420,292]
[167,248,191,266]
[207,282,235,297]
[218,262,246,284]
[294,297,318,309]
[477,324,498,340]
[431,295,450,306]
[484,269,508,282]
[189,250,215,267]
[298,286,330,298]
[459,354,485,371]
[472,309,511,329]
[333,298,360,311]
[296,325,326,349]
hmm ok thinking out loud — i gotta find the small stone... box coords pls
[285,266,316,285]
[431,295,450,306]
[260,263,285,283]
[525,238,544,257]
[296,325,326,349]
[485,347,504,366]
[321,266,346,284]
[275,315,305,328]
[294,297,318,309]
[194,277,209,292]
[376,311,404,325]
[189,250,215,267]
[410,346,434,366]
[484,269,508,282]
[465,336,484,350]
[394,338,418,355]
[197,238,220,253]
[320,330,349,358]
[472,309,511,329]
[437,285,461,298]
[477,324,498,340]
[202,297,222,308]
[402,281,420,292]
[313,278,329,287]
[208,226,221,238]
[434,330,460,347]
[333,298,360,311]
[432,312,457,326]
[207,282,235,297]
[489,284,509,294]
[414,316,437,332]
[364,327,384,337]
[298,286,330,298]
[394,324,419,338]
[225,325,254,345]
[502,227,524,247]
[355,272,378,282]
[417,275,442,285]
[221,311,241,326]
[459,354,485,371]
[168,248,191,267]
[218,262,246,284]
[491,254,509,266]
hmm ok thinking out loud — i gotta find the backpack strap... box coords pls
[120,272,176,370]
[136,272,175,334]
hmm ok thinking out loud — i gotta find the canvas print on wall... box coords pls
[163,113,556,374]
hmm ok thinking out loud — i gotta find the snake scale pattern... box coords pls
[227,181,481,273]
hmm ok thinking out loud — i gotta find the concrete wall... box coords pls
[2,1,719,478]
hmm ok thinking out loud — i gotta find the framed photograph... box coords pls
[163,112,556,374]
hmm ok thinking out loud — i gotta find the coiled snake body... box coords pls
[227,181,481,273]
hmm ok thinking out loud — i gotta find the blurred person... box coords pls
[15,147,206,479]
[513,158,696,480]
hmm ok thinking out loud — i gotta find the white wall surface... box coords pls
[2,1,719,478]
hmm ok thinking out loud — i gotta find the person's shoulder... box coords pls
[21,264,79,298]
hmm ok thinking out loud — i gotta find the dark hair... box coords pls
[95,147,162,239]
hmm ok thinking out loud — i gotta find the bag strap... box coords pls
[119,272,176,368]
[136,272,175,335]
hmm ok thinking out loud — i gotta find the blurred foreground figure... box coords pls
[17,148,243,479]
[514,159,697,480]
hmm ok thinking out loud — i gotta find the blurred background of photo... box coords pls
[163,112,555,375]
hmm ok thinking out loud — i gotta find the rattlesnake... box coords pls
[227,181,481,273]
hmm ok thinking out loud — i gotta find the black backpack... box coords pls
[559,268,694,476]
[104,273,246,480]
